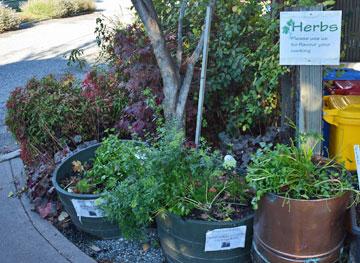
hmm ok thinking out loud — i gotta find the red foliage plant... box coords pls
[109,23,198,138]
[6,72,127,166]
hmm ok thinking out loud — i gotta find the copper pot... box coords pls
[252,192,350,263]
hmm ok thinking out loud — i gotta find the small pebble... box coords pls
[59,224,164,262]
[89,244,102,253]
[58,211,69,222]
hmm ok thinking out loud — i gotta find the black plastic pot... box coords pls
[350,206,360,261]
[156,212,254,263]
[52,143,120,239]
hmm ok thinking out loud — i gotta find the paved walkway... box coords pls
[0,0,134,154]
[0,156,96,263]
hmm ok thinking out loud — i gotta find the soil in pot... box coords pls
[58,159,98,194]
[53,144,121,239]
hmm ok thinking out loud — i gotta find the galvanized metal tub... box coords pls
[157,212,254,263]
[52,144,121,239]
[252,192,350,263]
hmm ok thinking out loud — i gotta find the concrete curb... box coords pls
[0,149,20,163]
[10,158,96,263]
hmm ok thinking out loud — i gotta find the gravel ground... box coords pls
[59,224,165,263]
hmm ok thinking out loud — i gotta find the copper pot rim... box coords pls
[265,191,350,203]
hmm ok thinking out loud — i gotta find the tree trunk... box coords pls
[131,0,216,130]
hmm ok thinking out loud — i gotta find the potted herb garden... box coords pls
[52,135,147,239]
[246,135,358,262]
[101,128,254,263]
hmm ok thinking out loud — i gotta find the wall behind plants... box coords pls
[153,0,287,137]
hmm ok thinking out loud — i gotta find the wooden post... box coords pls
[298,5,323,154]
[280,71,296,131]
[284,5,323,154]
[298,64,323,153]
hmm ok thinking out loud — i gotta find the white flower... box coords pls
[223,155,236,170]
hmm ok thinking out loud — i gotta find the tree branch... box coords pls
[176,0,217,121]
[142,0,160,24]
[176,0,187,70]
[131,0,180,119]
[176,31,205,119]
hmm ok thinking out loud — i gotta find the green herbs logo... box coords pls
[282,19,294,34]
[282,18,339,35]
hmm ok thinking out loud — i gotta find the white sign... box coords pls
[204,226,247,252]
[354,145,360,189]
[71,199,105,220]
[280,11,342,65]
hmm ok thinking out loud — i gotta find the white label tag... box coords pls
[204,226,247,252]
[354,145,360,189]
[71,199,105,219]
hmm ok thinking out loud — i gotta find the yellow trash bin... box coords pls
[323,95,360,171]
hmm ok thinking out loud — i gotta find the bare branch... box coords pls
[176,0,217,120]
[176,31,205,119]
[176,0,188,70]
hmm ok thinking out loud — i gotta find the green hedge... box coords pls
[0,5,21,33]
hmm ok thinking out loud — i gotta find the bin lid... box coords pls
[338,104,360,119]
[325,95,360,110]
[324,68,360,81]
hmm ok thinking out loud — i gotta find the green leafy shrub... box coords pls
[285,0,335,7]
[101,126,252,239]
[0,5,21,33]
[6,71,127,164]
[71,136,149,194]
[246,134,357,209]
[152,0,287,136]
[20,0,95,20]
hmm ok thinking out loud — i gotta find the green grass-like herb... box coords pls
[246,134,358,209]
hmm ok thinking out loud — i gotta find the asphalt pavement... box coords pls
[0,0,134,154]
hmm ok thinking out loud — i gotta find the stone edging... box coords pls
[0,149,20,163]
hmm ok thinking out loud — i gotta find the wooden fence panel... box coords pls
[335,0,360,62]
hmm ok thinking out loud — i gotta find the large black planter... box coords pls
[156,212,254,263]
[52,144,120,239]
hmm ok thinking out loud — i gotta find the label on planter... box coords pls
[204,226,247,252]
[354,145,360,189]
[71,199,105,219]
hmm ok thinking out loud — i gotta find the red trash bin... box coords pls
[327,80,360,95]
[324,68,360,95]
